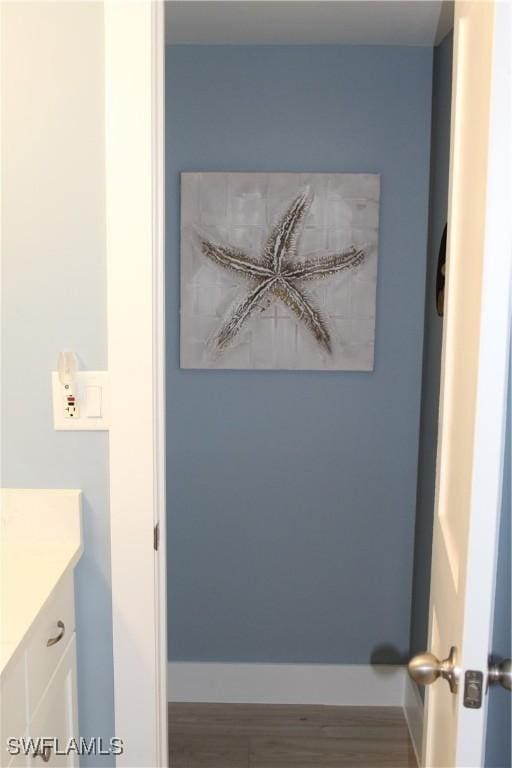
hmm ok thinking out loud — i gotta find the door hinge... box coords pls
[153,521,160,551]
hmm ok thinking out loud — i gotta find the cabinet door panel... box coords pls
[1,650,27,766]
[7,735,30,768]
[28,636,78,767]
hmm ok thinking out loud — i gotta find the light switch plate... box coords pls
[52,371,110,430]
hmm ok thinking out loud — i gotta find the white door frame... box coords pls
[105,1,167,766]
[103,1,510,765]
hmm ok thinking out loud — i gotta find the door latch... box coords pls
[463,670,483,708]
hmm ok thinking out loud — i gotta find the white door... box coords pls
[409,1,512,767]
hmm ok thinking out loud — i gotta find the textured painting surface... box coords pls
[180,172,380,370]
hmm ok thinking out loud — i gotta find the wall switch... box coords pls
[52,371,109,430]
[85,385,102,418]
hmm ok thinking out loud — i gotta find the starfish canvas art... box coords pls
[180,172,380,370]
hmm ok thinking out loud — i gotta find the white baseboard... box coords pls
[403,675,424,766]
[168,662,408,707]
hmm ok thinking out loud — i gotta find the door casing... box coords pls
[105,1,167,765]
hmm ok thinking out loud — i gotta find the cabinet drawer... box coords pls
[26,575,75,718]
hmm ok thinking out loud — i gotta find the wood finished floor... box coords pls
[169,703,417,768]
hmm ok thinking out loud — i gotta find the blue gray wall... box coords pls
[485,365,511,768]
[1,4,114,764]
[166,45,433,663]
[410,31,453,657]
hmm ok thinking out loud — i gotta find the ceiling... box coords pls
[165,1,454,46]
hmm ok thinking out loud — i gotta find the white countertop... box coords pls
[0,489,83,675]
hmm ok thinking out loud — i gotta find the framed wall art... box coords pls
[180,172,380,370]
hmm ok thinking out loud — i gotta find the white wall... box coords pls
[1,2,114,760]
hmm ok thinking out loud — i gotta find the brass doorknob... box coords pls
[488,658,512,691]
[408,646,459,693]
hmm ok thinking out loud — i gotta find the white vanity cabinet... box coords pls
[1,490,83,768]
